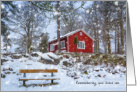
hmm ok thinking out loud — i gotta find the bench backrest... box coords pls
[19,69,58,73]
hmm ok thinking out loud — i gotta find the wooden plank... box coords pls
[19,69,58,73]
[19,78,60,81]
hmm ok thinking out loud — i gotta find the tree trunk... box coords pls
[94,4,100,53]
[117,29,120,54]
[119,8,124,54]
[57,1,61,53]
[115,29,117,54]
[106,17,111,54]
[75,44,77,53]
[97,30,100,53]
[107,31,111,54]
[94,27,97,53]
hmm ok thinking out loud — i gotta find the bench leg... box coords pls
[51,72,53,83]
[23,73,26,86]
[23,73,26,77]
[23,80,26,86]
[51,73,53,77]
[51,80,53,83]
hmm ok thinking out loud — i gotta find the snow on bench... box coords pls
[19,69,60,85]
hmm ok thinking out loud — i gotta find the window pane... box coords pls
[80,32,82,36]
[61,41,65,48]
[50,44,54,51]
[78,41,85,49]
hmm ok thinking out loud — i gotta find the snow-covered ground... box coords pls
[1,53,126,91]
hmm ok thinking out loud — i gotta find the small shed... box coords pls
[48,29,94,53]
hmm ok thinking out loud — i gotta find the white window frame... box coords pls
[77,41,85,49]
[61,40,65,49]
[50,44,54,51]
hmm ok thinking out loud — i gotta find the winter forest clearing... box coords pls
[1,52,126,91]
[1,1,126,91]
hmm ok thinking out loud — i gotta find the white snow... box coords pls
[115,1,119,6]
[1,53,126,91]
[34,52,58,61]
[47,52,58,59]
[14,54,22,56]
[41,53,53,61]
[86,10,90,14]
[34,14,37,17]
[98,30,102,34]
[78,16,82,20]
[54,11,60,16]
[96,5,99,8]
[18,4,22,8]
[1,4,5,9]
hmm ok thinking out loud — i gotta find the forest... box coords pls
[1,1,126,54]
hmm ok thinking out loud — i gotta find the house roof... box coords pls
[48,29,94,42]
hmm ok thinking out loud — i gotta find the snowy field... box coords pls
[1,52,126,91]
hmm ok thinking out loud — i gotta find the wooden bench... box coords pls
[19,69,60,85]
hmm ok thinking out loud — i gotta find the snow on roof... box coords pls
[61,29,81,38]
[49,29,94,42]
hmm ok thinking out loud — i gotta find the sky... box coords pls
[46,21,57,41]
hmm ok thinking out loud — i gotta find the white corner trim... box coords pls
[67,36,69,52]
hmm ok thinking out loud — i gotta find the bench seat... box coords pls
[19,78,60,81]
[19,69,60,85]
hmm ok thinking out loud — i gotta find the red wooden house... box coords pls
[48,29,94,53]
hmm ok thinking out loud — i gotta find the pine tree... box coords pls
[74,36,79,53]
[39,33,49,53]
[1,1,18,52]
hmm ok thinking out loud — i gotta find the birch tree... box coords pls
[8,2,45,54]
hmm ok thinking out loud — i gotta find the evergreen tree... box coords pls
[1,1,18,52]
[39,33,49,53]
[74,36,79,53]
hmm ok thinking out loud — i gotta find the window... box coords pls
[80,32,82,36]
[78,41,85,49]
[61,40,65,49]
[50,44,54,51]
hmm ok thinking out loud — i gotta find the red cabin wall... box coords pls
[68,30,93,53]
[48,37,67,53]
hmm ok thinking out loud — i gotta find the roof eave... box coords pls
[48,36,67,43]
